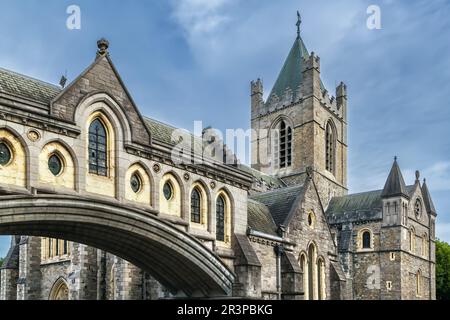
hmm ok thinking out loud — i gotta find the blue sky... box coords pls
[0,0,449,256]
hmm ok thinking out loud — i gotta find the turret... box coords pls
[336,82,347,123]
[300,52,322,98]
[251,79,264,119]
[381,157,410,226]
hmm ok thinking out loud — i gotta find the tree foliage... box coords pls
[436,239,450,300]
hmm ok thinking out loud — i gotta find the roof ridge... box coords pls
[0,66,61,90]
[248,198,268,206]
[336,189,383,198]
[251,183,303,197]
[238,164,276,178]
[143,116,179,130]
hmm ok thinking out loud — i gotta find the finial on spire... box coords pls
[394,156,398,162]
[97,38,109,57]
[415,170,420,183]
[296,11,302,38]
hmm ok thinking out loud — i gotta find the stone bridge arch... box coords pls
[0,194,235,298]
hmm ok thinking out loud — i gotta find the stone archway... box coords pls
[49,278,69,300]
[0,194,235,298]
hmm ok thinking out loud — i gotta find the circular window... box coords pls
[163,182,173,200]
[414,199,422,218]
[48,154,63,176]
[0,142,12,166]
[130,173,142,193]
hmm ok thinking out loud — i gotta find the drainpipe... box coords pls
[274,245,284,300]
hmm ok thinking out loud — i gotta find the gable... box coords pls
[249,184,305,226]
[287,179,326,229]
[51,55,151,146]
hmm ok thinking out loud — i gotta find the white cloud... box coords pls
[170,0,231,36]
[404,161,450,192]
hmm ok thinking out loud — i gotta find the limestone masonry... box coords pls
[0,20,436,300]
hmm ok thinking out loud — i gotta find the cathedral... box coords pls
[0,17,436,300]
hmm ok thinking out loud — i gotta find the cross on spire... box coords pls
[296,11,302,38]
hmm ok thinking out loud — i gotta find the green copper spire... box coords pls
[267,27,310,102]
[267,11,325,104]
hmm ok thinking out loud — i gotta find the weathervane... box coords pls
[296,11,302,37]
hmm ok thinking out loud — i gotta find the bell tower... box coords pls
[250,12,348,206]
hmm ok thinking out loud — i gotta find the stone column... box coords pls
[69,243,98,300]
[16,236,41,300]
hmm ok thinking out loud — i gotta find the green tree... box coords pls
[0,257,3,267]
[436,239,450,300]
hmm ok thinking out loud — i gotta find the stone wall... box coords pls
[40,261,71,300]
[0,269,18,300]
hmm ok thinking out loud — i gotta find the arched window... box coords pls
[48,238,54,258]
[362,231,371,249]
[325,121,335,174]
[422,234,428,258]
[307,211,316,229]
[274,120,292,169]
[317,258,326,300]
[299,253,308,300]
[191,188,202,224]
[216,195,225,242]
[308,243,317,300]
[416,270,422,297]
[410,227,416,253]
[88,118,108,176]
[63,240,69,255]
[160,174,182,217]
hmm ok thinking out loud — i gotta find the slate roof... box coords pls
[247,199,278,236]
[144,117,177,145]
[326,190,383,224]
[0,67,60,104]
[327,184,417,224]
[249,184,304,226]
[422,181,437,214]
[381,158,409,198]
[237,165,286,189]
[267,35,325,103]
[337,229,353,252]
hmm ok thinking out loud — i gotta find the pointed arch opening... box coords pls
[86,111,116,198]
[89,118,108,177]
[299,252,308,300]
[191,188,202,224]
[272,118,293,170]
[0,128,27,188]
[49,278,69,300]
[307,243,317,300]
[317,257,326,300]
[125,163,152,206]
[160,173,182,217]
[215,190,232,245]
[416,270,422,298]
[325,120,336,175]
[410,227,416,253]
